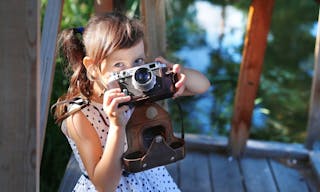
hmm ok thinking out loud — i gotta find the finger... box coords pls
[103,88,122,105]
[175,73,186,88]
[108,96,131,112]
[172,64,181,73]
[173,86,185,98]
[155,56,166,63]
[104,92,126,106]
[103,88,121,98]
[110,105,130,117]
[155,57,173,68]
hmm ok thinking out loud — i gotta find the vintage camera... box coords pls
[108,62,178,106]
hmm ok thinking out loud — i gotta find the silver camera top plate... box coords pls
[108,61,167,82]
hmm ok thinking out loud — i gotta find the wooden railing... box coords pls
[306,8,320,149]
[230,0,275,156]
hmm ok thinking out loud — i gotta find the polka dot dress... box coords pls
[61,100,180,192]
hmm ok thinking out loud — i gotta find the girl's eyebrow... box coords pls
[109,56,124,62]
[136,53,146,59]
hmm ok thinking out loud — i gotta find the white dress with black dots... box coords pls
[61,100,180,192]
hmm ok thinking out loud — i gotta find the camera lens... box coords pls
[135,68,151,84]
[132,67,156,92]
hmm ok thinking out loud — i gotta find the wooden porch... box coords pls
[168,136,320,192]
[59,134,320,191]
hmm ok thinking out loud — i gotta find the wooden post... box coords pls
[305,8,320,149]
[140,0,166,61]
[94,0,114,14]
[0,0,40,191]
[40,0,64,153]
[229,0,274,156]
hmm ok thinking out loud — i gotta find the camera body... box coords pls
[108,62,177,106]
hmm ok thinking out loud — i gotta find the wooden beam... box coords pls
[305,8,320,149]
[0,0,40,191]
[40,0,64,154]
[94,0,114,14]
[140,0,166,61]
[229,0,274,156]
[186,134,309,160]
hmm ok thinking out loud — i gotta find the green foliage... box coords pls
[60,0,94,29]
[166,0,318,143]
[254,0,318,142]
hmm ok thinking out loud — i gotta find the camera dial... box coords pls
[132,67,156,92]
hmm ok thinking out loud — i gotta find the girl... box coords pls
[54,12,210,192]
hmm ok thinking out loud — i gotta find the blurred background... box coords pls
[40,0,319,191]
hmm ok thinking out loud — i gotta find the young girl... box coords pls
[55,12,210,192]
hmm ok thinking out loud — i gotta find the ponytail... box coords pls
[53,28,92,123]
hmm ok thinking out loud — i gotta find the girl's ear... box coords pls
[83,56,94,70]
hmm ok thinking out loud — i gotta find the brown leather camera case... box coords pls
[122,102,185,173]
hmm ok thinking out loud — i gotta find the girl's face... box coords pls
[100,40,145,81]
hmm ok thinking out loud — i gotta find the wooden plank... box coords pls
[184,133,309,160]
[240,157,277,192]
[309,151,320,184]
[245,139,309,160]
[185,133,228,153]
[209,153,244,192]
[0,0,40,191]
[179,151,211,192]
[58,154,82,192]
[166,162,179,185]
[305,8,320,149]
[140,0,166,61]
[40,0,64,152]
[230,0,275,156]
[270,159,309,192]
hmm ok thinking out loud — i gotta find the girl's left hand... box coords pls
[155,57,186,98]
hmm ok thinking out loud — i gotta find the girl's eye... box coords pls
[113,62,124,68]
[134,58,145,66]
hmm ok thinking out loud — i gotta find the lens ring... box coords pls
[134,68,151,84]
[132,67,156,92]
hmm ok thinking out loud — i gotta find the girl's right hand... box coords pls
[102,88,132,129]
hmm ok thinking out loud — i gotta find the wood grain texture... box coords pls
[166,162,179,185]
[230,0,275,156]
[179,151,212,192]
[140,0,166,61]
[240,157,277,192]
[309,151,320,184]
[305,8,320,149]
[94,0,114,14]
[209,153,244,192]
[0,0,40,191]
[40,0,64,153]
[270,159,309,192]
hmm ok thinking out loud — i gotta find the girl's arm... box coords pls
[66,89,131,192]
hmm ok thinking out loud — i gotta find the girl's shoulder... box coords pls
[62,97,107,138]
[61,97,93,136]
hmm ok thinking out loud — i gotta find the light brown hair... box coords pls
[53,12,144,123]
